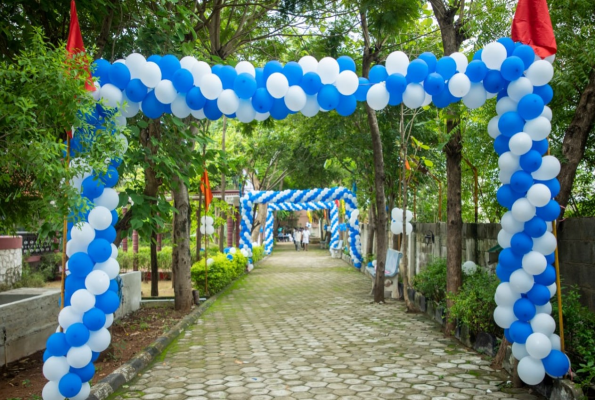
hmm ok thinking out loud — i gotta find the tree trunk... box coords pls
[150,230,158,297]
[171,175,194,312]
[557,68,595,214]
[492,337,509,370]
[219,116,227,252]
[365,204,376,257]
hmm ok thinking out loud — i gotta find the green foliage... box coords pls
[118,246,176,272]
[190,251,248,295]
[412,257,447,307]
[252,245,264,263]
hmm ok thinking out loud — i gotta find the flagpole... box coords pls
[60,135,71,327]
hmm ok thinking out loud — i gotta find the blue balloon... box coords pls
[511,232,533,255]
[513,298,536,321]
[186,87,206,110]
[513,45,536,70]
[496,263,513,282]
[497,184,522,209]
[542,350,570,378]
[436,56,456,79]
[142,91,166,119]
[545,253,555,264]
[251,88,274,113]
[525,216,547,238]
[520,150,543,172]
[535,265,556,286]
[226,254,233,260]
[423,73,445,95]
[99,166,119,188]
[532,139,549,155]
[255,68,265,88]
[269,98,289,120]
[498,111,525,137]
[88,239,112,263]
[386,73,408,95]
[158,55,181,80]
[499,248,523,270]
[83,308,107,331]
[509,320,533,344]
[500,56,525,81]
[418,52,437,73]
[70,362,95,383]
[263,60,283,81]
[82,176,105,200]
[204,99,222,121]
[109,279,119,292]
[536,200,561,221]
[317,84,340,110]
[432,88,452,108]
[92,59,111,85]
[498,37,516,56]
[388,91,403,106]
[472,49,483,61]
[217,65,237,90]
[510,171,534,194]
[95,226,116,243]
[282,62,303,86]
[527,283,551,305]
[147,55,162,64]
[538,178,560,198]
[96,291,120,314]
[533,84,554,105]
[336,95,357,116]
[465,60,488,82]
[46,332,70,357]
[518,93,545,120]
[300,72,322,95]
[233,73,257,99]
[65,323,90,347]
[355,78,370,102]
[369,65,387,84]
[43,349,52,362]
[68,198,93,223]
[337,56,356,72]
[68,253,94,278]
[110,157,122,169]
[172,69,194,93]
[65,275,86,293]
[110,210,119,226]
[483,70,506,93]
[211,64,223,76]
[108,63,131,90]
[91,351,100,362]
[406,59,429,83]
[59,373,82,398]
[504,328,514,343]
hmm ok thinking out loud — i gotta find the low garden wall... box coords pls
[0,236,23,286]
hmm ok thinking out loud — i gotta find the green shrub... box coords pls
[191,251,248,295]
[447,269,500,336]
[412,257,447,307]
[117,246,173,272]
[252,245,264,263]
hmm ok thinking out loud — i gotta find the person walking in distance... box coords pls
[294,228,301,251]
[302,227,310,251]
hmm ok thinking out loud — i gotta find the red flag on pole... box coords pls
[201,170,213,212]
[66,0,95,92]
[511,0,557,58]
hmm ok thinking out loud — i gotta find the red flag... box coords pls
[66,0,95,92]
[200,170,213,212]
[405,159,411,170]
[511,0,557,58]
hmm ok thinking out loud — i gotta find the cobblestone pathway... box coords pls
[112,244,539,400]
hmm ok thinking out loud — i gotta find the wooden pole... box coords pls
[552,220,565,351]
[60,135,71,323]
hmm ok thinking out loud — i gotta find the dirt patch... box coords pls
[0,305,188,400]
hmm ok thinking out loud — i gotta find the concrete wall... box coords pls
[0,236,22,286]
[115,271,142,319]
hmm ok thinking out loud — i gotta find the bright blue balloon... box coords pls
[512,45,535,70]
[92,59,111,85]
[386,73,408,95]
[337,56,356,72]
[509,320,533,344]
[95,291,120,314]
[263,60,283,81]
[533,84,553,105]
[142,91,166,119]
[204,99,222,120]
[499,248,523,270]
[88,239,112,263]
[172,69,194,93]
[511,232,533,255]
[95,226,116,243]
[510,170,534,194]
[494,135,510,155]
[496,263,512,282]
[536,200,561,221]
[535,265,556,286]
[83,308,107,331]
[532,139,549,155]
[537,178,560,197]
[109,279,119,292]
[270,98,289,120]
[498,111,525,137]
[47,332,70,357]
[436,56,456,79]
[355,77,370,102]
[110,157,122,169]
[525,216,547,238]
[500,56,525,81]
[418,52,437,73]
[65,323,90,347]
[91,351,100,362]
[300,72,322,95]
[423,73,445,95]
[497,184,522,209]
[369,65,387,84]
[43,349,52,362]
[472,49,483,61]
[147,55,162,64]
[406,59,429,83]
[282,62,303,86]
[527,283,551,305]
[483,70,506,93]
[520,150,543,172]
[513,298,536,321]
[108,63,131,90]
[68,198,93,223]
[185,87,206,110]
[388,91,402,106]
[251,88,274,113]
[110,210,118,227]
[336,95,357,116]
[518,94,545,120]
[317,85,340,110]
[542,350,570,378]
[65,275,86,294]
[226,254,233,260]
[233,73,257,99]
[59,373,82,398]
[255,68,265,88]
[70,362,95,383]
[99,166,119,188]
[465,60,488,82]
[158,55,181,80]
[211,64,223,76]
[432,88,452,108]
[68,253,94,278]
[82,176,105,200]
[498,37,516,56]
[218,66,237,90]
[545,253,555,264]
[504,328,514,343]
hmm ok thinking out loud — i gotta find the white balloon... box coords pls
[205,216,214,225]
[507,77,534,102]
[496,97,518,115]
[125,53,147,79]
[70,383,91,400]
[154,80,177,104]
[502,211,525,233]
[298,56,318,73]
[509,132,533,156]
[255,112,270,121]
[317,57,340,84]
[191,108,206,120]
[335,70,359,95]
[526,60,554,86]
[171,94,192,118]
[524,117,551,141]
[512,198,536,222]
[462,82,486,109]
[549,333,561,351]
[71,222,95,245]
[527,184,552,208]
[535,302,553,315]
[405,222,413,235]
[87,328,111,352]
[191,61,211,86]
[266,72,289,99]
[498,229,513,248]
[390,222,403,235]
[448,73,471,97]
[403,83,426,108]
[510,269,535,293]
[66,345,92,369]
[512,342,529,360]
[517,356,546,385]
[487,116,501,139]
[94,258,120,280]
[121,96,140,118]
[58,306,83,330]
[391,208,402,220]
[104,313,114,329]
[522,251,547,275]
[301,95,320,117]
[91,81,101,101]
[481,42,508,70]
[532,156,560,181]
[140,61,162,88]
[405,210,413,222]
[495,282,521,307]
[386,51,409,75]
[450,52,469,73]
[499,170,511,185]
[493,306,517,329]
[526,332,552,359]
[43,356,70,381]
[366,84,390,110]
[235,60,256,77]
[462,261,477,275]
[85,270,111,295]
[88,206,113,230]
[199,74,223,100]
[180,56,198,71]
[94,188,119,210]
[236,99,256,123]
[110,243,118,259]
[217,89,240,114]
[206,225,215,235]
[206,258,215,266]
[548,282,557,298]
[498,152,520,174]
[100,84,123,108]
[533,232,557,255]
[114,58,125,64]
[42,380,65,400]
[421,92,433,107]
[66,239,88,258]
[532,313,556,335]
[199,225,206,234]
[71,289,96,314]
[541,106,552,121]
[284,85,307,111]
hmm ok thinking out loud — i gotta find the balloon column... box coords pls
[200,215,215,236]
[390,208,414,236]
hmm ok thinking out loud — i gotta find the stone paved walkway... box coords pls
[111,244,540,400]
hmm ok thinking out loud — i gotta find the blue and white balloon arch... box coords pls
[44,35,565,400]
